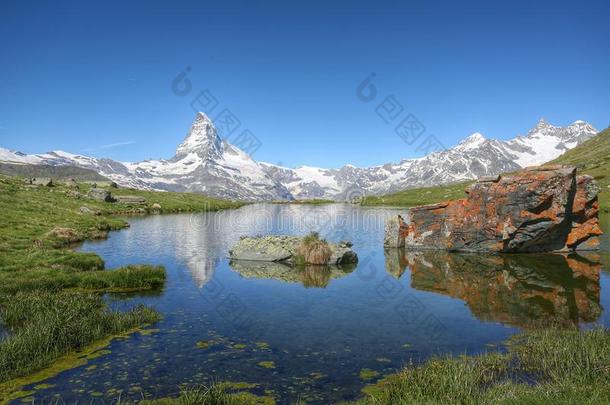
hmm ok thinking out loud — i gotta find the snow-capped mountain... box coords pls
[0,113,291,201]
[0,115,598,201]
[260,118,598,199]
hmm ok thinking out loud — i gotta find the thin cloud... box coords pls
[82,141,136,153]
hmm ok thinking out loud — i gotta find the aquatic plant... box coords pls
[0,292,160,383]
[138,382,274,404]
[295,232,331,265]
[356,327,610,404]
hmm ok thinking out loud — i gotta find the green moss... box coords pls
[257,361,276,369]
[359,368,380,380]
[138,328,160,336]
[195,340,210,349]
[232,343,247,350]
[255,342,270,350]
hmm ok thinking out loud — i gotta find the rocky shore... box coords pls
[385,165,603,253]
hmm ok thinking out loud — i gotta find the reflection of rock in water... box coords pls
[229,260,355,288]
[384,248,410,278]
[385,249,602,328]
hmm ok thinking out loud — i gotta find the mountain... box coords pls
[260,118,598,199]
[0,113,292,201]
[0,114,598,201]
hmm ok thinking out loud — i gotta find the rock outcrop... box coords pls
[384,166,602,252]
[229,235,358,266]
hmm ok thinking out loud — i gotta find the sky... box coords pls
[0,0,609,168]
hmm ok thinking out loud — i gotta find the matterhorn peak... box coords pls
[174,112,223,159]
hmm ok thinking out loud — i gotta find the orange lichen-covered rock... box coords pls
[386,166,602,252]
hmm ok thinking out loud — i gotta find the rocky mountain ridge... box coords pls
[0,113,598,201]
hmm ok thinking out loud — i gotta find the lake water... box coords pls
[22,204,610,403]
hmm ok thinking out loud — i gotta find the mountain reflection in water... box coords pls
[385,249,602,328]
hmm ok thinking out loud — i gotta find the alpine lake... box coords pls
[16,203,610,404]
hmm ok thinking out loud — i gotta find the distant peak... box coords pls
[456,132,487,150]
[533,118,553,130]
[174,112,222,159]
[527,118,558,136]
[465,132,486,141]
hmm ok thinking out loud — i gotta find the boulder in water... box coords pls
[229,234,358,266]
[384,166,602,253]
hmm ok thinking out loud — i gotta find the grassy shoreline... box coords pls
[0,174,243,399]
[129,327,610,404]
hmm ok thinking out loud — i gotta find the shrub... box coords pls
[296,232,331,265]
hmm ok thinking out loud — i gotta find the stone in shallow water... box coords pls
[229,235,358,265]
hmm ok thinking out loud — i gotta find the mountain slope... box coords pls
[0,115,598,201]
[549,126,609,209]
[0,163,109,181]
[261,119,597,199]
[363,127,609,210]
[0,113,292,201]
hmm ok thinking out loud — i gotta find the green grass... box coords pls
[137,382,275,405]
[0,292,160,383]
[549,127,610,210]
[0,174,242,390]
[353,327,610,404]
[361,181,473,207]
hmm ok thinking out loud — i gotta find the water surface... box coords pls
[23,204,610,403]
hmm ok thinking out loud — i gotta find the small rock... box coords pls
[80,206,93,214]
[31,177,53,186]
[64,178,79,188]
[88,188,114,202]
[115,195,147,204]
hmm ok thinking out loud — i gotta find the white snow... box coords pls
[0,116,598,201]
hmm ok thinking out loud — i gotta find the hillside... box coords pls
[362,127,609,210]
[0,163,109,181]
[361,181,473,207]
[548,127,609,209]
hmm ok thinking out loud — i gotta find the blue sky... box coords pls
[0,0,608,168]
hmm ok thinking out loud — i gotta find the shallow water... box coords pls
[21,204,610,403]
